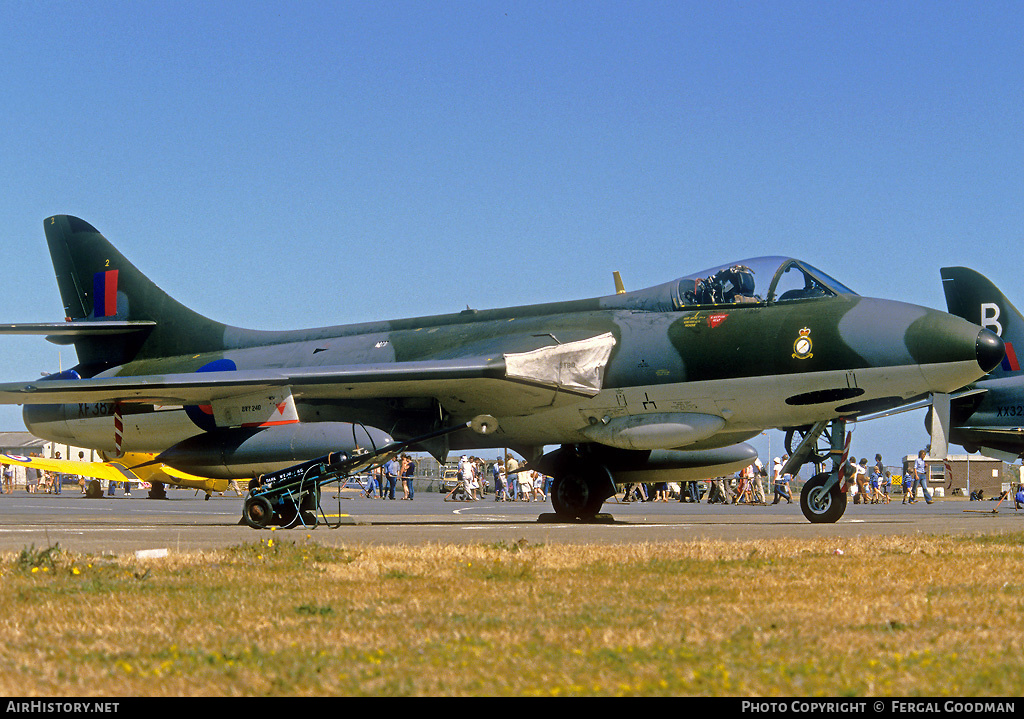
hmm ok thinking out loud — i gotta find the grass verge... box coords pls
[1,533,1022,696]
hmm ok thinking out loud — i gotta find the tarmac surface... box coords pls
[0,487,1022,555]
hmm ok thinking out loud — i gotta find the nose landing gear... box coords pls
[786,418,851,524]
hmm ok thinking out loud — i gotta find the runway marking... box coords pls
[15,502,116,511]
[460,524,693,530]
[8,509,236,518]
[0,528,161,534]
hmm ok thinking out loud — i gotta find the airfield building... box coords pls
[900,453,1009,498]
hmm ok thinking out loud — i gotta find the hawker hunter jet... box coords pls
[0,216,1004,523]
[934,266,1024,460]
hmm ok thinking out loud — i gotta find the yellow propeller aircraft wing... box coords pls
[0,452,143,484]
[0,451,238,497]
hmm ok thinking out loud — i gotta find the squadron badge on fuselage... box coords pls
[792,327,813,360]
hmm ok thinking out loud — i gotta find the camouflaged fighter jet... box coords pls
[0,216,1005,523]
[931,266,1024,461]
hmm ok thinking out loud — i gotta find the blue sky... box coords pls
[2,1,1023,469]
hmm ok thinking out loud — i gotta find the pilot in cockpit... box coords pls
[690,265,757,305]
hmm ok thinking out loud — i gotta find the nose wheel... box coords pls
[799,472,847,523]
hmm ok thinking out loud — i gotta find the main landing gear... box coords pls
[543,446,618,522]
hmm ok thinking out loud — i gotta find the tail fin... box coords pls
[941,266,1020,377]
[44,215,230,368]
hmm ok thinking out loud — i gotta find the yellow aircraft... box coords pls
[0,451,242,499]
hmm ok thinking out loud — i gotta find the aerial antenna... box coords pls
[613,271,626,294]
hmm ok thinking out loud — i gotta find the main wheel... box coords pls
[799,472,847,524]
[550,458,613,521]
[242,495,274,529]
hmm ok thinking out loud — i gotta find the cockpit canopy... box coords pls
[679,257,857,307]
[605,257,857,313]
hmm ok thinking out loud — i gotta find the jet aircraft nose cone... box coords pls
[976,328,1005,374]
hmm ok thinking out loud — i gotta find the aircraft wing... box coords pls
[0,333,616,416]
[160,465,224,483]
[0,453,145,484]
[157,465,233,493]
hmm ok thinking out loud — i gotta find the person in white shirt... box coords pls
[910,450,933,504]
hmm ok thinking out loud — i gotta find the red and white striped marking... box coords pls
[113,403,124,458]
[838,431,852,493]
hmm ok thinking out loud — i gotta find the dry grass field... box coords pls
[1,532,1022,697]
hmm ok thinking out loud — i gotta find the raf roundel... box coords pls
[792,327,813,360]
